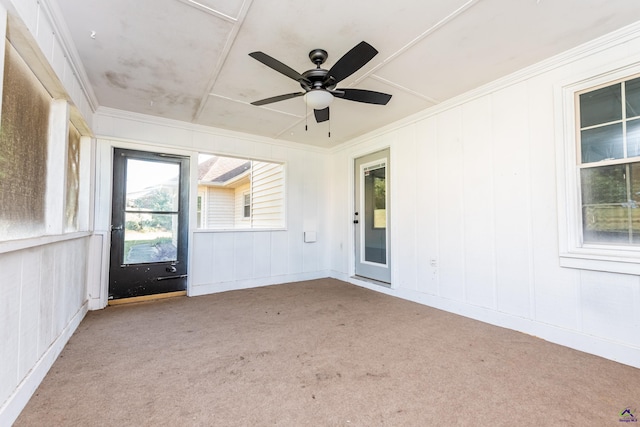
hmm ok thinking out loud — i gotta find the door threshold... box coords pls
[352,275,391,288]
[108,290,187,306]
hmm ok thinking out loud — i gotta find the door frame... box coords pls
[351,147,392,286]
[93,141,196,309]
[108,147,190,300]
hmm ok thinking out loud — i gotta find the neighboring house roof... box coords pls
[198,156,251,184]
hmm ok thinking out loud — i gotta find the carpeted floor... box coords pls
[15,278,640,426]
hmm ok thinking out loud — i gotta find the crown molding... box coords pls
[40,0,99,112]
[95,106,331,154]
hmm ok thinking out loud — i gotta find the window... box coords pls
[243,192,251,218]
[557,66,640,274]
[197,154,285,230]
[65,122,81,232]
[0,42,51,240]
[577,76,640,245]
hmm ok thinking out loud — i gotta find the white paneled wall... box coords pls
[0,3,96,424]
[330,27,640,368]
[93,108,331,301]
[0,237,89,424]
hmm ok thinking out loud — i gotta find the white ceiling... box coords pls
[54,0,640,148]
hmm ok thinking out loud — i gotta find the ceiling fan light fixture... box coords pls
[304,89,333,110]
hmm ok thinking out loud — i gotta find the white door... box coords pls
[354,149,390,283]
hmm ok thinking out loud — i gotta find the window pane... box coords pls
[579,83,622,128]
[197,154,285,229]
[629,162,640,205]
[583,205,630,244]
[124,212,177,264]
[633,208,640,244]
[0,42,51,240]
[625,77,640,119]
[126,159,179,212]
[627,119,640,158]
[243,193,250,218]
[65,123,81,231]
[580,123,623,163]
[581,165,627,205]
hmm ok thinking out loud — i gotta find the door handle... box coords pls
[157,274,187,281]
[166,265,177,273]
[111,225,123,231]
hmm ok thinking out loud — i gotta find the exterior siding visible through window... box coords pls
[577,75,640,245]
[196,154,285,229]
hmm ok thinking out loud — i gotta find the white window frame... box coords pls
[556,63,640,274]
[242,191,251,219]
[194,153,287,232]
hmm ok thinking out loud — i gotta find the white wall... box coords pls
[329,23,640,368]
[92,108,330,303]
[0,237,92,425]
[0,1,97,425]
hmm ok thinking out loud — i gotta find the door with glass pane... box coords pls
[109,148,189,300]
[354,149,391,283]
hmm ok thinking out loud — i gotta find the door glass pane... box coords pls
[580,123,623,163]
[126,159,179,212]
[579,83,622,128]
[124,212,178,264]
[363,163,386,264]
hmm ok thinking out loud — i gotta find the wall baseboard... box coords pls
[188,271,332,297]
[330,271,640,369]
[0,302,88,427]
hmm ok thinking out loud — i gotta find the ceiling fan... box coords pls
[248,41,392,124]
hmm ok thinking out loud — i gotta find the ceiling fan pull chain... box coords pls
[328,117,331,138]
[305,103,308,131]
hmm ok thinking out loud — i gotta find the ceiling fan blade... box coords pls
[335,88,392,105]
[249,52,310,84]
[314,107,329,123]
[325,41,378,85]
[251,92,305,106]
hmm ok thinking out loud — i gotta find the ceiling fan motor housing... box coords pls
[301,68,334,90]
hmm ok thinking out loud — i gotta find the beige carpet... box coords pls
[15,278,640,426]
